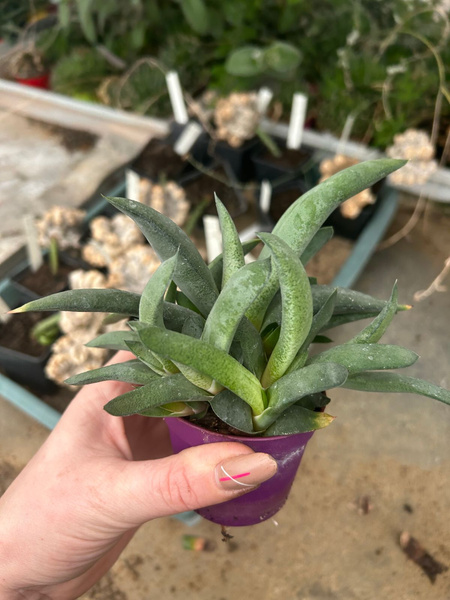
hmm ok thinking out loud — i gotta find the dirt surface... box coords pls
[0,197,449,599]
[0,311,51,357]
[132,139,187,181]
[16,261,73,296]
[306,236,353,284]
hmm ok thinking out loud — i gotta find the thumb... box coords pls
[113,442,278,526]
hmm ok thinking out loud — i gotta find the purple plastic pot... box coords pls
[164,417,316,527]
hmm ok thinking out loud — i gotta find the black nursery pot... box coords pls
[129,137,195,184]
[212,137,262,183]
[252,137,313,183]
[0,281,55,393]
[258,179,309,227]
[324,181,385,240]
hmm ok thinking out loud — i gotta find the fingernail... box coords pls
[216,453,278,492]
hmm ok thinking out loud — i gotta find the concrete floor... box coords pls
[1,201,449,599]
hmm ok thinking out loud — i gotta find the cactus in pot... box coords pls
[12,158,450,526]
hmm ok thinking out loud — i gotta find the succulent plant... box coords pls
[12,159,450,436]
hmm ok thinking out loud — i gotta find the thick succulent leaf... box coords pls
[307,344,418,374]
[348,282,399,344]
[261,286,396,334]
[139,402,209,417]
[210,390,255,434]
[165,280,177,304]
[175,291,202,314]
[65,360,159,386]
[163,302,204,332]
[265,159,406,258]
[322,312,380,331]
[182,316,204,339]
[300,227,334,265]
[202,260,271,353]
[262,325,280,355]
[215,194,245,288]
[259,233,313,388]
[343,372,450,406]
[125,339,166,375]
[106,197,218,317]
[140,254,177,326]
[104,375,212,416]
[234,319,266,379]
[262,406,335,436]
[12,289,140,317]
[254,362,347,430]
[296,392,331,411]
[313,286,402,316]
[287,290,337,374]
[209,239,260,289]
[86,330,138,351]
[139,326,265,414]
[252,160,405,322]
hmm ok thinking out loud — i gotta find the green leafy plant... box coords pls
[12,159,450,436]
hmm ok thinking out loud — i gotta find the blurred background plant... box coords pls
[2,0,449,160]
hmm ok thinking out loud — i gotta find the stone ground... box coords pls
[1,200,449,600]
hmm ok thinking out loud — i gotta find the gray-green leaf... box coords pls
[307,344,418,374]
[106,197,218,317]
[65,360,159,386]
[343,372,450,406]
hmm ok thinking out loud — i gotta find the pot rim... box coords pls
[164,415,315,442]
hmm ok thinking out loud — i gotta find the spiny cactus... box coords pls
[13,159,450,436]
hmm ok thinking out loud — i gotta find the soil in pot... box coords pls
[16,262,74,297]
[183,166,245,218]
[0,311,52,358]
[132,139,190,181]
[259,147,311,170]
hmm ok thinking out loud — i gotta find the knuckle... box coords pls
[158,459,201,512]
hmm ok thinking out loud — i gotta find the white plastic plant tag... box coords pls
[287,93,308,150]
[126,168,141,201]
[203,216,222,263]
[259,180,272,214]
[0,297,11,323]
[244,253,256,264]
[336,113,356,156]
[174,121,203,156]
[257,87,273,115]
[166,71,188,125]
[23,214,43,273]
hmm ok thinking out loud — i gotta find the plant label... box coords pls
[257,87,273,115]
[203,215,222,262]
[239,223,260,242]
[23,215,43,273]
[259,180,272,214]
[287,93,308,150]
[166,71,189,125]
[174,121,203,156]
[126,168,141,202]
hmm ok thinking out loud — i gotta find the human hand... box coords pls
[0,351,277,600]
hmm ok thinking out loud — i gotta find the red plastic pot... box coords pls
[165,417,316,527]
[15,73,50,89]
